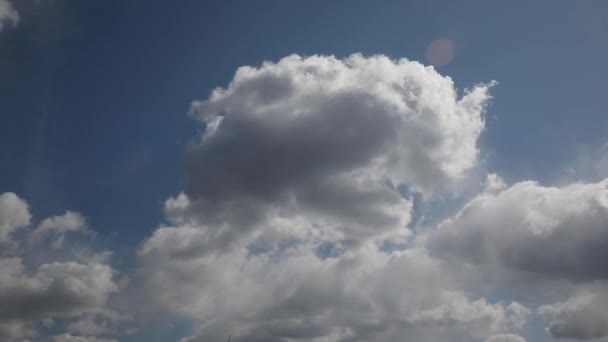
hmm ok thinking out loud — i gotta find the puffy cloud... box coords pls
[0,0,18,32]
[485,333,526,342]
[189,54,490,192]
[430,178,608,282]
[133,55,521,341]
[539,285,608,340]
[0,193,119,341]
[183,54,493,250]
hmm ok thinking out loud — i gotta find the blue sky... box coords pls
[1,1,608,341]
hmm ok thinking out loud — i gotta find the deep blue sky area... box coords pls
[2,0,607,250]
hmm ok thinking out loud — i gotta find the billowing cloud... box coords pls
[182,54,493,252]
[430,178,608,282]
[133,55,528,341]
[0,193,119,341]
[0,0,18,32]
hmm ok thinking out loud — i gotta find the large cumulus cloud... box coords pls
[182,54,493,250]
[133,55,528,341]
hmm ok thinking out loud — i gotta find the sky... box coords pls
[1,1,608,341]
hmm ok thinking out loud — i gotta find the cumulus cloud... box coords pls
[181,54,493,252]
[0,0,18,32]
[0,193,119,341]
[430,178,608,282]
[132,54,528,341]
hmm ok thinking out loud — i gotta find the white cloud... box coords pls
[189,53,492,194]
[131,54,521,341]
[178,54,493,255]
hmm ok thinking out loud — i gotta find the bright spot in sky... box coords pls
[425,38,455,67]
